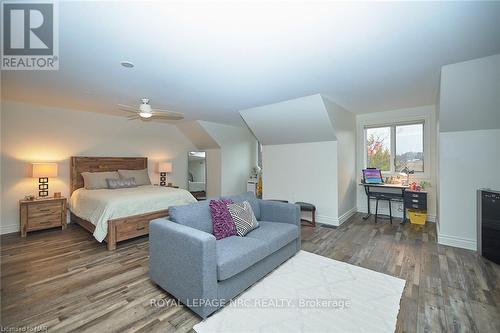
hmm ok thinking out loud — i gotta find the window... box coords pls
[395,123,424,172]
[365,122,424,173]
[366,127,391,171]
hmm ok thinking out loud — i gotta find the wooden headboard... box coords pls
[70,156,148,194]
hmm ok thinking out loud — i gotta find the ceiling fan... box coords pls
[118,98,184,121]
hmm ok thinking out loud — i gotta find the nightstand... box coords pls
[20,197,67,237]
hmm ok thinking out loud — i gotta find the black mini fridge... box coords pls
[478,189,500,264]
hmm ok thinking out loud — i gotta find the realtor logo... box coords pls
[1,1,59,70]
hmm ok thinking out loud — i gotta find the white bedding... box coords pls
[69,185,197,242]
[188,181,206,192]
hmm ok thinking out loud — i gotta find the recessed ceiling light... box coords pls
[120,61,134,68]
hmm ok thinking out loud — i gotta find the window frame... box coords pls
[364,120,426,175]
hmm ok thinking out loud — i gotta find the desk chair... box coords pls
[374,194,393,224]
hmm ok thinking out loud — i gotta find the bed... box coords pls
[69,156,197,250]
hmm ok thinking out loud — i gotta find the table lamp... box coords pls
[32,163,58,197]
[399,166,414,186]
[158,162,172,186]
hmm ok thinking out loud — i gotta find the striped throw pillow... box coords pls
[227,200,259,236]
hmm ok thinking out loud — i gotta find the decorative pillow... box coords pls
[209,199,236,240]
[81,171,120,190]
[222,192,261,220]
[117,169,151,186]
[227,200,259,236]
[106,177,137,189]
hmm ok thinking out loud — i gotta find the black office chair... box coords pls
[374,194,393,224]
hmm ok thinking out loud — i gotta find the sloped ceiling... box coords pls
[439,54,500,132]
[2,2,500,125]
[177,120,256,150]
[176,121,220,150]
[240,94,339,145]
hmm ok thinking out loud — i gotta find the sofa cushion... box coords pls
[168,201,213,234]
[245,221,298,254]
[216,236,269,281]
[222,192,261,220]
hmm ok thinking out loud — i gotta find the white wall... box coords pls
[241,94,356,225]
[0,101,196,234]
[439,129,500,250]
[177,120,257,198]
[205,148,222,198]
[262,141,339,225]
[200,121,257,196]
[356,105,438,220]
[440,54,500,132]
[438,54,500,250]
[323,97,356,218]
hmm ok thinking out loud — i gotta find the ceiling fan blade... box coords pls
[117,103,137,110]
[127,115,140,121]
[151,108,184,116]
[119,109,140,115]
[152,114,184,120]
[118,104,139,113]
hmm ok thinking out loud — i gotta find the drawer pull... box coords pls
[40,221,52,224]
[39,208,51,212]
[136,226,145,231]
[412,199,418,203]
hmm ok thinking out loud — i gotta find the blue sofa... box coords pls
[149,192,301,318]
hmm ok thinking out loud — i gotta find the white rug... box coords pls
[193,250,406,333]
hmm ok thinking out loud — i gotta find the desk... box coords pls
[359,183,409,223]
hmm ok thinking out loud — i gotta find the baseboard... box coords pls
[1,224,19,235]
[438,233,476,251]
[316,207,357,227]
[357,205,436,223]
[427,215,437,223]
[338,207,357,225]
[316,214,338,226]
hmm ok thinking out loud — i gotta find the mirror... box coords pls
[188,151,206,200]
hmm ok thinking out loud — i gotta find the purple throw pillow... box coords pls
[210,199,236,240]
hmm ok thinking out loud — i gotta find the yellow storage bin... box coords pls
[408,209,427,225]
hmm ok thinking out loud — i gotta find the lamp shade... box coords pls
[158,162,172,173]
[32,163,58,178]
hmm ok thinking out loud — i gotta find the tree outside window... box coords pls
[366,127,391,171]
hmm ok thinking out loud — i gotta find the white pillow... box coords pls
[227,200,259,236]
[117,168,151,186]
[81,171,120,190]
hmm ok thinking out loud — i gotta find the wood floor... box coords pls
[1,214,499,333]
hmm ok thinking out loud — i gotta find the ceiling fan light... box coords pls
[139,112,152,118]
[139,104,152,113]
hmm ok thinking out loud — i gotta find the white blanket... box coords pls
[69,185,197,242]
